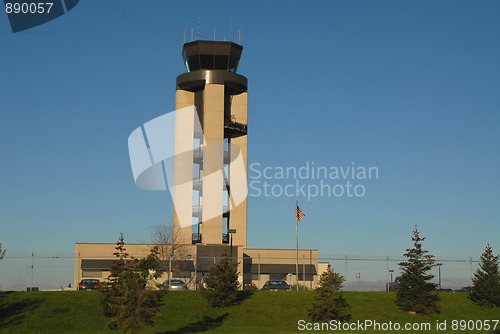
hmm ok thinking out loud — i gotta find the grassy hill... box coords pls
[0,290,498,333]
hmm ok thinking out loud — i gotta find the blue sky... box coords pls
[1,0,499,289]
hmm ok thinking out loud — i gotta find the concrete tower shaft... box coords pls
[173,40,248,248]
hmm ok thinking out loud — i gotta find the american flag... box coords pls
[295,204,305,222]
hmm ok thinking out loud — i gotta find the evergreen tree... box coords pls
[200,252,239,307]
[308,264,351,322]
[134,246,162,289]
[101,234,162,333]
[469,244,500,307]
[396,227,440,314]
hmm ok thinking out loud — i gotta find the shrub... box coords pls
[101,234,162,333]
[396,227,439,314]
[308,264,351,322]
[469,244,500,307]
[200,252,239,307]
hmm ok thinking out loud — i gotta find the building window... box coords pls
[269,273,286,280]
[82,270,102,278]
[298,273,314,281]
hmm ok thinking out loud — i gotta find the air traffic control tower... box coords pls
[173,40,248,248]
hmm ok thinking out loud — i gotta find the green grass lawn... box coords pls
[0,290,498,333]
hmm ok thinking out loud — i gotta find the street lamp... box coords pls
[228,228,236,258]
[436,263,442,291]
[388,269,394,292]
[187,254,193,290]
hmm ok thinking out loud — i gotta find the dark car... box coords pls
[262,280,290,291]
[78,279,101,290]
[163,279,188,291]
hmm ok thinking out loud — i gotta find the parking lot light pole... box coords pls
[388,269,394,292]
[228,229,236,259]
[168,256,172,286]
[436,263,442,291]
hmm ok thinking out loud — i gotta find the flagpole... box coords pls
[296,200,299,291]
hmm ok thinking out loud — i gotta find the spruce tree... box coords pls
[200,252,239,307]
[469,244,500,307]
[396,227,440,314]
[308,264,351,322]
[134,246,162,289]
[101,234,162,333]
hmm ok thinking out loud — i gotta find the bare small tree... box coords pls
[0,244,5,260]
[151,225,190,279]
[151,225,188,260]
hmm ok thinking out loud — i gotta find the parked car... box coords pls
[163,279,188,291]
[78,279,101,290]
[262,280,290,291]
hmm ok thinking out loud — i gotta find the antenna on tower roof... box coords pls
[197,17,201,40]
[229,19,232,42]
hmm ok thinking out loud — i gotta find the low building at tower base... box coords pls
[74,242,321,290]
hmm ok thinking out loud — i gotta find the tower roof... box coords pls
[182,40,243,73]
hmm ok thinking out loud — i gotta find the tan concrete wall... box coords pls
[74,243,320,290]
[172,84,248,248]
[244,248,319,289]
[74,243,198,289]
[200,84,225,244]
[229,92,248,248]
[318,262,330,276]
[173,90,195,244]
[74,243,155,287]
[243,248,318,264]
